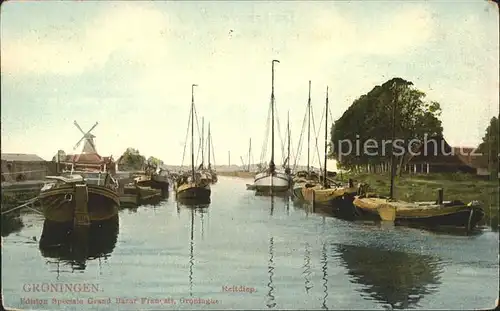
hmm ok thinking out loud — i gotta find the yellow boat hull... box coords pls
[301,185,357,205]
[353,196,485,229]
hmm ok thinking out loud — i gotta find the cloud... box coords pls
[1,3,171,76]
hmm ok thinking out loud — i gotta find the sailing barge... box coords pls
[175,84,211,203]
[38,121,120,225]
[251,59,291,194]
[353,188,485,230]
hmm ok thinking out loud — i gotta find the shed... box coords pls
[1,153,49,182]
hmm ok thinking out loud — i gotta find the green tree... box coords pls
[119,148,146,170]
[147,156,163,168]
[329,78,443,173]
[477,116,499,179]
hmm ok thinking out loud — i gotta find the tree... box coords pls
[477,116,499,179]
[329,78,443,173]
[147,156,163,168]
[52,150,66,162]
[119,148,146,171]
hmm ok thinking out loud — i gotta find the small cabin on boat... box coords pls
[58,153,116,175]
[1,153,51,182]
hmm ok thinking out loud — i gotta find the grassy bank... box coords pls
[217,171,255,179]
[337,172,499,229]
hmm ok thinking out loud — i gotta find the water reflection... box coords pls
[38,215,119,273]
[263,195,290,216]
[333,244,443,309]
[321,243,328,310]
[177,205,208,297]
[176,196,211,207]
[189,208,194,296]
[266,237,276,308]
[1,215,24,237]
[302,242,313,293]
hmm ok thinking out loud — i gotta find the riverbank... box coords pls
[337,172,499,229]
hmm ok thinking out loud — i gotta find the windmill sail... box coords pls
[66,121,106,165]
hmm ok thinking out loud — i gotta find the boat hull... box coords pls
[302,185,357,205]
[39,184,119,223]
[253,172,290,193]
[292,183,305,200]
[138,177,169,195]
[396,207,485,229]
[176,183,211,203]
[353,197,485,229]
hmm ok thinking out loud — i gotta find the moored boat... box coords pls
[39,121,120,225]
[254,169,290,193]
[175,84,211,204]
[296,86,359,216]
[136,165,170,196]
[250,59,292,194]
[39,172,120,224]
[352,193,484,230]
[176,171,211,202]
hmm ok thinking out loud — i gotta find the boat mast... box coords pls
[389,82,397,199]
[270,59,279,173]
[191,84,197,181]
[248,138,251,172]
[323,86,329,188]
[201,117,205,169]
[208,123,211,170]
[307,80,311,174]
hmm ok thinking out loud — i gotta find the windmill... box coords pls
[73,120,99,154]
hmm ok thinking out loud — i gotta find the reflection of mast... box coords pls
[200,211,204,240]
[285,197,290,215]
[266,237,276,308]
[321,243,328,310]
[189,209,195,297]
[302,243,312,293]
[270,196,275,216]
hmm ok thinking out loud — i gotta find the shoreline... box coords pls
[216,171,255,179]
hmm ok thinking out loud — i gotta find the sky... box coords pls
[1,0,498,168]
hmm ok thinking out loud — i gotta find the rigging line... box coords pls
[293,107,308,171]
[260,101,272,164]
[180,105,193,168]
[273,102,286,164]
[289,134,296,171]
[263,101,272,163]
[310,107,323,173]
[261,100,271,162]
[196,137,202,165]
[314,104,326,170]
[316,104,325,140]
[193,104,203,154]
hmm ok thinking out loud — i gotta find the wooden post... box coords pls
[426,163,430,174]
[413,164,417,174]
[437,188,444,205]
[74,184,90,227]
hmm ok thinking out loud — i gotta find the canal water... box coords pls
[2,176,499,310]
